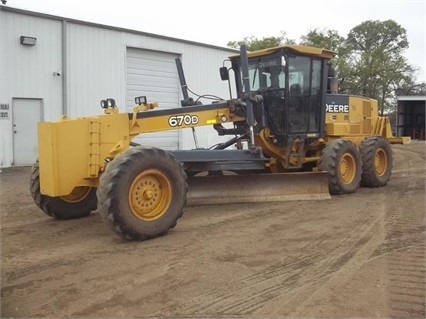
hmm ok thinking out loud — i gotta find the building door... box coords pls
[126,48,180,149]
[12,98,42,165]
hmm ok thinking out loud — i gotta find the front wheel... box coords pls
[360,136,393,187]
[97,146,188,241]
[318,139,362,195]
[30,161,97,219]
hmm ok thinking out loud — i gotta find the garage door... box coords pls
[126,48,180,149]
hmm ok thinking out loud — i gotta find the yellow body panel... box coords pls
[325,96,376,137]
[38,113,130,196]
[38,104,245,197]
[129,107,242,134]
[324,95,410,145]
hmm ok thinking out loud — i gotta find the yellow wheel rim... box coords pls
[60,187,92,203]
[374,148,387,176]
[129,169,172,221]
[339,153,356,184]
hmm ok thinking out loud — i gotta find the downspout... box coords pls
[62,19,67,115]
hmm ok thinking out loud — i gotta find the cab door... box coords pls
[287,56,325,137]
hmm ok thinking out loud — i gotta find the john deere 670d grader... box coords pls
[30,45,409,241]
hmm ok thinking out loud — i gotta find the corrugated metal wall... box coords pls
[66,23,125,117]
[0,7,237,167]
[0,10,62,166]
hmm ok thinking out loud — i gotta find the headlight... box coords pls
[135,96,147,105]
[101,98,116,108]
[107,98,116,107]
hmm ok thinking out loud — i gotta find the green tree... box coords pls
[227,31,295,51]
[344,20,413,114]
[299,28,349,56]
[396,80,426,96]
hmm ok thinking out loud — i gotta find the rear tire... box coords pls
[30,160,97,219]
[360,136,392,187]
[318,139,362,195]
[97,146,187,241]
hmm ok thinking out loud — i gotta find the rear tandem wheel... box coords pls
[318,139,362,195]
[97,146,188,241]
[360,136,393,187]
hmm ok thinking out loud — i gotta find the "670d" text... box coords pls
[168,115,199,127]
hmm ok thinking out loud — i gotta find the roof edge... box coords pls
[230,44,336,59]
[0,5,238,53]
[396,95,426,101]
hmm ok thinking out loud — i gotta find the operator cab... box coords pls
[226,45,334,144]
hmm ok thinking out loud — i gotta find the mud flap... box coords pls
[186,172,331,206]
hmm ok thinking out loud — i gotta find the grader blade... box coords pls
[186,172,330,206]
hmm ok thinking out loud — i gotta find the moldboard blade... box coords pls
[186,172,330,206]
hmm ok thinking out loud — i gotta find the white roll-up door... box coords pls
[126,48,180,149]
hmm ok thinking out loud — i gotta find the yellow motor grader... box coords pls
[30,45,409,241]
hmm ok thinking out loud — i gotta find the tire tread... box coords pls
[97,147,187,241]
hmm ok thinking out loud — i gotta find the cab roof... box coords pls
[230,45,335,60]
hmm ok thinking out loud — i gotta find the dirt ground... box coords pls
[1,141,425,318]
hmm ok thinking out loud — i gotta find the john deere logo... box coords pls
[326,104,349,113]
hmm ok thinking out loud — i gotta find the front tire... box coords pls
[30,160,97,219]
[97,147,187,241]
[318,139,362,195]
[360,136,393,187]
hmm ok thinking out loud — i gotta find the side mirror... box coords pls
[219,67,229,81]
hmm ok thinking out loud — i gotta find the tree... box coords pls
[300,28,345,53]
[344,20,414,115]
[227,31,295,51]
[396,80,426,96]
[347,20,409,55]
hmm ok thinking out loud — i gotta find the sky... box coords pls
[4,0,426,81]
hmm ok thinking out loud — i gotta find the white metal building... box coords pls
[0,6,237,167]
